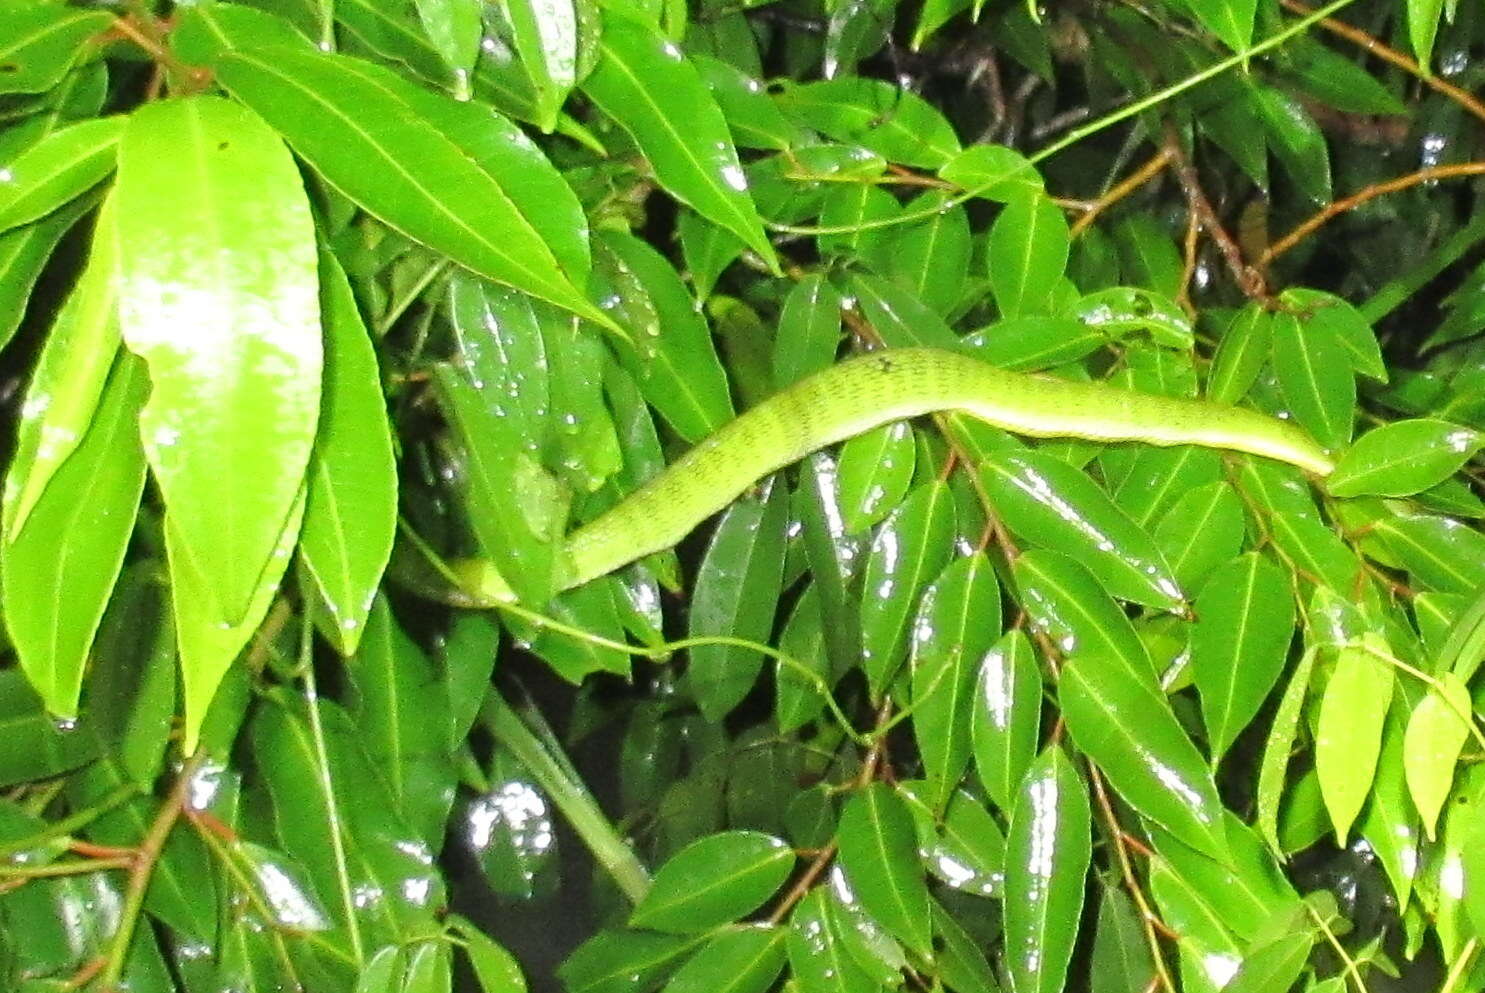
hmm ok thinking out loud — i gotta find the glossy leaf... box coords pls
[688,482,788,720]
[560,931,704,993]
[1280,287,1387,381]
[938,143,1042,201]
[1192,553,1296,762]
[1326,419,1482,498]
[299,246,397,654]
[0,115,121,233]
[693,55,803,150]
[836,783,933,957]
[448,914,529,993]
[1206,303,1272,404]
[787,888,884,993]
[630,831,794,933]
[1003,747,1090,993]
[0,193,96,354]
[886,192,971,315]
[1060,654,1228,859]
[1373,512,1485,595]
[1255,647,1314,853]
[837,421,915,534]
[3,197,120,536]
[988,190,1069,318]
[581,13,775,265]
[0,7,112,95]
[911,554,1000,810]
[415,0,481,79]
[848,271,959,348]
[2,355,144,719]
[661,925,787,993]
[1403,672,1471,840]
[217,48,602,322]
[971,630,1042,813]
[859,479,957,695]
[1271,311,1353,451]
[1315,640,1394,843]
[116,95,319,627]
[1012,550,1152,675]
[981,450,1183,609]
[1091,888,1155,993]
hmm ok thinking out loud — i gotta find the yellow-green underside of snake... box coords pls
[452,346,1335,605]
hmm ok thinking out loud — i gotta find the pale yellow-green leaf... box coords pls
[1403,672,1473,840]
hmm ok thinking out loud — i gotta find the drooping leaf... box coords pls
[1315,639,1394,843]
[116,94,319,628]
[1403,672,1472,840]
[971,630,1042,814]
[581,12,775,266]
[1003,747,1091,993]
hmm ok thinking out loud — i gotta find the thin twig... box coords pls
[1163,122,1268,299]
[1260,161,1485,264]
[1071,146,1175,236]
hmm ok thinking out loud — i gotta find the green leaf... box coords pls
[1223,932,1312,993]
[1,355,145,720]
[1403,672,1472,840]
[1012,550,1152,676]
[964,316,1102,372]
[1280,288,1387,382]
[0,671,100,787]
[235,840,332,933]
[561,931,706,993]
[929,900,1001,993]
[435,362,569,605]
[1315,640,1394,843]
[692,55,803,151]
[89,564,176,786]
[988,190,1069,318]
[848,271,958,348]
[1154,480,1245,592]
[1003,747,1090,993]
[837,421,915,534]
[859,479,956,695]
[836,783,933,958]
[0,189,97,355]
[677,211,743,302]
[582,13,775,266]
[414,0,482,78]
[1252,86,1330,205]
[1271,310,1353,451]
[116,95,319,626]
[886,191,971,315]
[629,831,795,933]
[787,888,884,993]
[598,230,735,441]
[938,144,1042,201]
[172,3,313,61]
[1256,646,1314,853]
[1407,0,1444,69]
[0,7,112,95]
[3,197,119,536]
[660,925,787,993]
[931,788,1007,896]
[1091,888,1155,993]
[773,274,842,388]
[349,597,456,848]
[1184,0,1256,51]
[1192,553,1296,762]
[911,554,1000,810]
[774,78,961,168]
[688,482,789,720]
[971,630,1042,813]
[1326,419,1482,498]
[1151,814,1301,942]
[299,245,397,654]
[1206,303,1272,404]
[0,115,122,233]
[981,450,1183,609]
[448,914,529,993]
[217,48,603,323]
[1372,512,1485,595]
[1268,511,1361,593]
[1060,654,1229,859]
[1113,215,1182,300]
[823,866,907,984]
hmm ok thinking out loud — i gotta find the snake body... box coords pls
[456,347,1334,603]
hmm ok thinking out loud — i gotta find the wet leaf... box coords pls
[1012,550,1152,676]
[1206,303,1272,404]
[836,783,933,957]
[774,274,842,388]
[660,925,787,993]
[971,630,1042,813]
[448,914,529,992]
[787,888,884,993]
[688,482,789,720]
[1372,512,1485,595]
[582,13,774,265]
[629,831,794,933]
[837,421,915,535]
[1153,481,1245,591]
[1003,747,1090,993]
[774,77,960,168]
[1271,310,1353,451]
[1327,419,1483,498]
[988,190,1069,318]
[1060,654,1228,859]
[1091,888,1155,993]
[560,931,705,993]
[980,450,1182,609]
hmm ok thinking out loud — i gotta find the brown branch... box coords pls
[1279,0,1485,126]
[1163,122,1268,300]
[1260,161,1485,264]
[1071,146,1175,236]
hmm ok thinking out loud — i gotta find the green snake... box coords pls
[448,346,1335,604]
